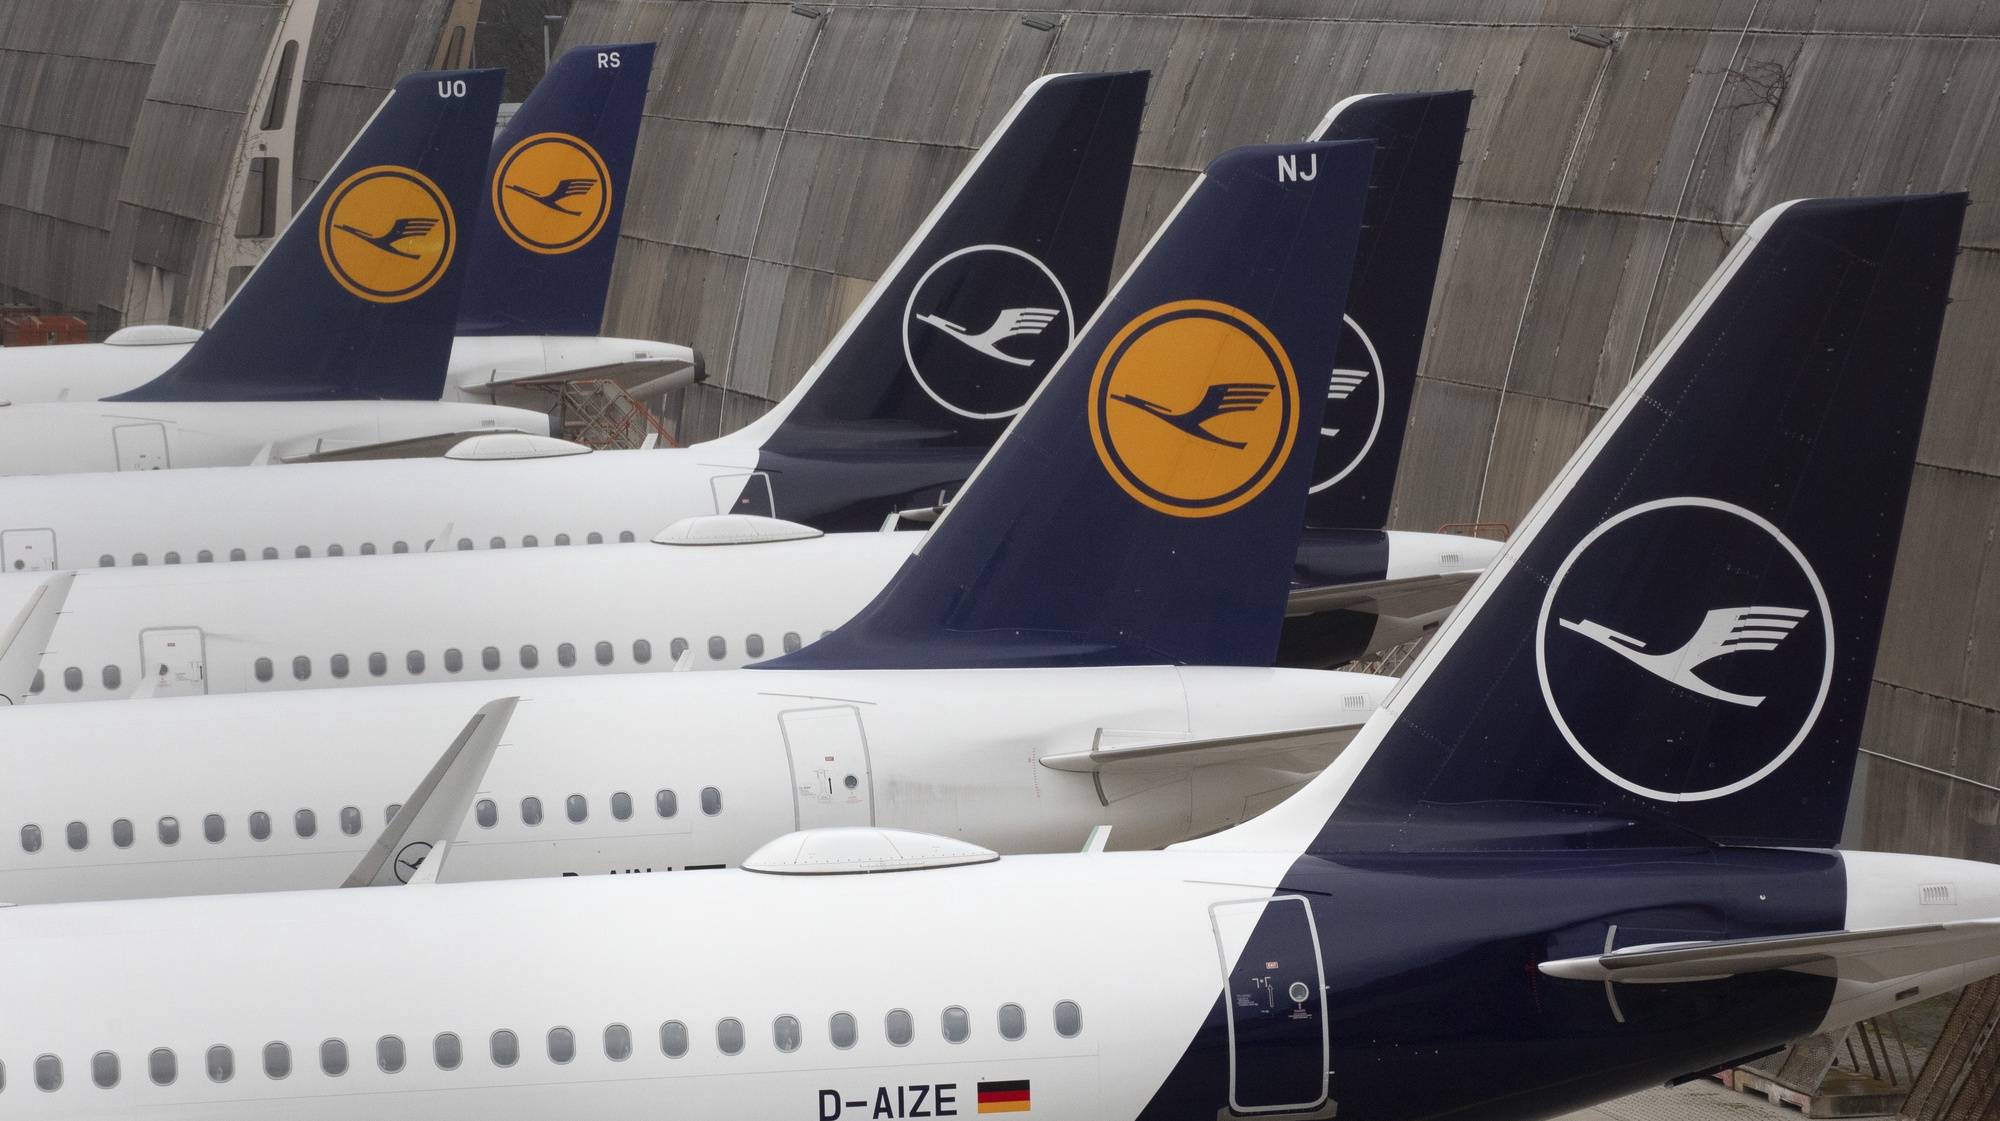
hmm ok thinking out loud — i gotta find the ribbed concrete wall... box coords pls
[563,0,2000,862]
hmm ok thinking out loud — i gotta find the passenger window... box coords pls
[594,640,614,666]
[604,1023,632,1061]
[701,787,722,816]
[331,653,349,678]
[886,1009,913,1046]
[619,530,636,543]
[19,824,39,853]
[998,1003,1025,1040]
[482,646,500,671]
[522,797,543,826]
[63,665,82,692]
[132,553,148,566]
[942,1006,970,1043]
[547,1027,575,1064]
[555,533,571,546]
[611,792,632,821]
[294,546,311,559]
[392,541,409,554]
[377,1036,405,1073]
[557,642,576,668]
[716,1019,744,1056]
[359,542,376,556]
[406,650,425,674]
[746,634,765,658]
[249,811,271,841]
[327,544,343,558]
[433,1033,461,1071]
[587,531,603,545]
[829,1012,857,1049]
[165,551,181,565]
[263,1041,290,1079]
[92,1051,118,1088]
[262,547,279,560]
[670,637,689,660]
[566,794,587,823]
[633,638,652,664]
[445,647,463,673]
[490,1030,518,1067]
[148,1047,175,1085]
[99,553,115,567]
[385,804,402,823]
[159,816,180,845]
[784,632,802,653]
[340,806,362,836]
[476,799,497,828]
[1054,1000,1082,1037]
[660,1021,688,1058]
[112,818,133,848]
[523,535,539,548]
[774,1015,801,1053]
[489,536,506,549]
[368,652,387,677]
[206,1045,232,1082]
[198,549,214,563]
[102,663,122,690]
[707,636,726,660]
[457,538,473,551]
[230,549,246,562]
[253,658,273,683]
[295,809,317,838]
[66,821,86,850]
[320,1039,346,1077]
[292,655,310,681]
[204,814,224,843]
[656,790,678,818]
[519,644,538,669]
[35,1054,60,1091]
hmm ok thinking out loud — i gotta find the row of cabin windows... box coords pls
[7,1003,1084,1093]
[91,532,640,569]
[17,788,722,854]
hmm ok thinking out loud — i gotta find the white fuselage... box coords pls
[0,664,1390,904]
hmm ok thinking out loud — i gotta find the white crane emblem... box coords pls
[915,307,1061,366]
[1557,606,1810,707]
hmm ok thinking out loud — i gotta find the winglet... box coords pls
[341,696,518,887]
[0,572,72,705]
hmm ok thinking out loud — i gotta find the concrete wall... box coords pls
[561,0,2000,861]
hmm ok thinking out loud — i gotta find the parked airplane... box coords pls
[0,191,1976,1121]
[0,135,1384,905]
[0,45,696,421]
[0,68,560,475]
[0,91,1491,702]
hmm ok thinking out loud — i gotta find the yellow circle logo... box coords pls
[1088,300,1299,519]
[317,165,455,304]
[492,132,611,254]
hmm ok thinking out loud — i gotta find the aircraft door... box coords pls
[138,627,206,697]
[0,528,56,572]
[711,471,774,517]
[113,422,170,471]
[1210,896,1330,1116]
[778,705,874,830]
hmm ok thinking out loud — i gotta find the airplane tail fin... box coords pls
[718,70,1148,453]
[113,68,504,402]
[1303,90,1468,528]
[765,139,1376,669]
[1206,193,1964,854]
[456,43,653,337]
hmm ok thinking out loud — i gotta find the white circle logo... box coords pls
[1535,497,1835,802]
[1308,314,1385,494]
[902,244,1074,421]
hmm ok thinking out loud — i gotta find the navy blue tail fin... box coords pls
[114,68,503,402]
[456,43,653,337]
[1303,90,1468,528]
[766,140,1376,670]
[1245,194,1963,853]
[721,71,1147,454]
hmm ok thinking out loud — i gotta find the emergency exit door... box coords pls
[778,705,874,830]
[1210,896,1330,1115]
[138,627,206,697]
[113,422,169,471]
[0,528,56,572]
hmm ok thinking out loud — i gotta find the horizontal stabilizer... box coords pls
[452,343,699,393]
[1285,572,1477,620]
[342,696,518,888]
[0,572,73,704]
[1540,920,2000,984]
[278,428,539,464]
[1041,722,1366,775]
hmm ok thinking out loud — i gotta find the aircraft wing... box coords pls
[1285,571,1478,620]
[0,571,72,704]
[1539,920,2000,984]
[1039,722,1365,775]
[454,344,701,397]
[276,428,545,463]
[341,697,518,888]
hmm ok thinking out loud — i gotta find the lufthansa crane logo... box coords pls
[903,244,1074,421]
[492,132,612,254]
[1309,315,1386,494]
[318,165,456,303]
[1535,496,1835,802]
[1088,300,1299,519]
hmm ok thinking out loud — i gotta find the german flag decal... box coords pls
[977,1080,1031,1114]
